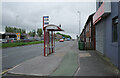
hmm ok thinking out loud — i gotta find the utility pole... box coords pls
[77,11,81,35]
[16,15,19,33]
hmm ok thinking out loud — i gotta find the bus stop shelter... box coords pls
[43,24,64,56]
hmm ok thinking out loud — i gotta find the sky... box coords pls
[1,0,96,39]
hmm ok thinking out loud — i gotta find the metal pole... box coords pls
[48,31,50,55]
[54,32,55,53]
[77,11,81,35]
[51,31,53,53]
[16,16,17,27]
[43,16,46,56]
[16,15,19,33]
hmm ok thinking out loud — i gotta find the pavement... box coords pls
[5,41,78,77]
[75,50,119,76]
[2,41,69,71]
[2,41,120,77]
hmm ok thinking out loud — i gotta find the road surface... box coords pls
[2,41,70,71]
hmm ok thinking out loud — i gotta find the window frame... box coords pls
[112,16,118,42]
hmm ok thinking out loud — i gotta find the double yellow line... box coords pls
[0,64,21,75]
[0,69,10,75]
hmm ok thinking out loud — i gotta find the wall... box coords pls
[105,2,118,66]
[118,1,120,69]
[96,18,106,54]
[96,1,100,11]
[96,2,119,67]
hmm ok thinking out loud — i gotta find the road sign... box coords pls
[43,16,49,25]
[44,22,49,25]
[44,16,49,18]
[16,33,20,40]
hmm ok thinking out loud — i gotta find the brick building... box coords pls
[80,13,95,50]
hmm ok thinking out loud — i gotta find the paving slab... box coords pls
[75,50,118,76]
[7,41,75,76]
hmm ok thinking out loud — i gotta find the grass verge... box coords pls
[2,41,44,48]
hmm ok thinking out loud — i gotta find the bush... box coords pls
[2,41,44,48]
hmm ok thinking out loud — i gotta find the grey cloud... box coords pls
[2,2,96,38]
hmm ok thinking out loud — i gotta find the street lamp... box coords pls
[77,11,81,35]
[16,15,19,27]
[16,15,19,33]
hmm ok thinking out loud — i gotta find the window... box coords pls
[112,16,118,42]
[86,24,89,32]
[86,38,89,42]
[88,25,89,32]
[89,22,91,27]
[99,1,103,7]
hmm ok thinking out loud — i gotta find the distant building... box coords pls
[55,34,62,40]
[93,1,120,69]
[80,13,95,50]
[40,34,44,40]
[0,32,26,39]
[80,29,86,42]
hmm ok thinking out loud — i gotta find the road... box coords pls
[2,41,70,71]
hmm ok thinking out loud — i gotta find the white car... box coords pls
[0,39,7,43]
[8,38,17,42]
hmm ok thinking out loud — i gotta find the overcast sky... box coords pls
[2,1,96,39]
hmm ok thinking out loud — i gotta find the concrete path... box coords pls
[75,50,118,76]
[7,41,76,76]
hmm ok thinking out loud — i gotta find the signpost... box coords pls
[43,16,49,56]
[44,16,49,26]
[16,33,20,40]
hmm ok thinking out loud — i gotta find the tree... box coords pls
[76,35,79,39]
[22,29,26,34]
[29,31,33,37]
[56,32,72,39]
[5,26,8,32]
[37,28,42,37]
[32,30,36,37]
[14,27,17,33]
[5,26,26,34]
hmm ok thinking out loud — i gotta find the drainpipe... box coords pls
[118,1,120,71]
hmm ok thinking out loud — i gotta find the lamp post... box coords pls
[77,11,81,35]
[16,15,19,27]
[16,15,19,33]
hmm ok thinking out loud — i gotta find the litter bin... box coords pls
[78,41,85,50]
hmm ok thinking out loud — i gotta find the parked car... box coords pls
[72,39,75,41]
[0,39,7,43]
[35,38,41,41]
[7,38,17,43]
[59,39,64,42]
[2,39,8,43]
[29,38,35,42]
[22,39,31,42]
[66,38,70,41]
